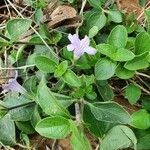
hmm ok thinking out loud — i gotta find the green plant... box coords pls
[0,0,149,149]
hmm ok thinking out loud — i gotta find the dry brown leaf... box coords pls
[116,0,143,20]
[58,138,72,150]
[43,0,81,29]
[43,0,59,16]
[46,5,81,29]
[0,68,16,85]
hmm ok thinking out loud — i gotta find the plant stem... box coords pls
[130,80,150,95]
[76,0,87,34]
[136,72,150,79]
[75,102,81,124]
[79,0,87,15]
[14,41,54,46]
[0,34,54,46]
[137,76,150,90]
[1,64,35,70]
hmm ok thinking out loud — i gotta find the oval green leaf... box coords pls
[100,125,137,150]
[88,102,131,124]
[62,69,81,87]
[116,64,135,79]
[131,109,150,129]
[7,19,32,41]
[35,116,71,139]
[95,58,117,80]
[135,32,150,55]
[35,56,57,73]
[54,61,68,78]
[36,79,70,117]
[124,53,149,70]
[125,83,141,105]
[107,25,127,48]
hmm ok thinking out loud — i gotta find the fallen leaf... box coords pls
[116,0,143,20]
[47,5,80,28]
[43,0,59,16]
[0,67,16,85]
[43,0,81,29]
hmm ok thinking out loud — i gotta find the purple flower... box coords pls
[2,70,26,94]
[67,34,97,59]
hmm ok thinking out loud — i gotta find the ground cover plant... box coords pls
[0,0,150,149]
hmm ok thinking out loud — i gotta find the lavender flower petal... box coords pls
[68,34,80,45]
[2,79,26,94]
[67,34,97,59]
[80,36,90,50]
[67,44,75,51]
[74,49,84,59]
[84,47,97,55]
[2,70,26,94]
[68,34,81,50]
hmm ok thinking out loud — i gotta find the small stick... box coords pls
[75,103,81,124]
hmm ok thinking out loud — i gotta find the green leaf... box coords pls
[124,53,149,70]
[131,109,150,129]
[96,80,114,101]
[107,10,122,23]
[35,45,59,64]
[135,32,150,55]
[87,0,101,9]
[100,125,137,150]
[147,54,150,63]
[34,8,43,24]
[108,25,127,48]
[89,26,99,38]
[83,105,106,137]
[142,96,150,111]
[62,47,73,60]
[52,92,74,108]
[70,121,92,150]
[0,109,7,119]
[35,116,71,139]
[20,133,30,147]
[75,55,91,69]
[115,64,135,79]
[95,58,117,80]
[86,11,107,31]
[49,32,62,45]
[35,56,57,73]
[16,121,35,134]
[30,105,41,127]
[88,102,131,124]
[145,10,150,34]
[135,129,150,149]
[139,0,147,6]
[0,114,16,146]
[97,44,135,61]
[7,19,32,41]
[23,76,37,97]
[111,48,135,61]
[54,61,68,78]
[0,39,9,47]
[62,69,81,87]
[4,94,35,121]
[36,79,70,117]
[97,44,116,58]
[125,83,141,105]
